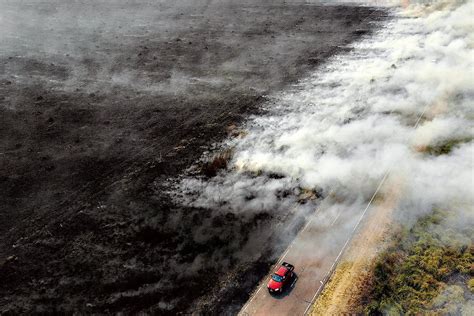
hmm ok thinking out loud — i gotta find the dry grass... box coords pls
[364,209,474,314]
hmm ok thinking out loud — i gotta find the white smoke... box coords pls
[174,0,473,229]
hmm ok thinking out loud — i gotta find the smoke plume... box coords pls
[174,0,473,247]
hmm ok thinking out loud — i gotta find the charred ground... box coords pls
[0,1,386,314]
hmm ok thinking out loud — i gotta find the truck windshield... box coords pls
[271,274,283,282]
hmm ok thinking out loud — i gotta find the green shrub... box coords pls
[424,138,472,156]
[364,209,473,314]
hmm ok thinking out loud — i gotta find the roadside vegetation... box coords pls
[363,209,473,315]
[420,138,472,156]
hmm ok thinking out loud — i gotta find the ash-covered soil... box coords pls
[0,1,386,314]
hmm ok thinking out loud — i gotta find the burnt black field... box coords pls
[0,1,386,313]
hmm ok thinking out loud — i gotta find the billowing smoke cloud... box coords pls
[174,0,473,232]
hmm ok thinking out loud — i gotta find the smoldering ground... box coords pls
[0,0,389,314]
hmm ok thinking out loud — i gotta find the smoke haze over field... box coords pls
[176,3,473,311]
[1,0,471,313]
[177,0,473,248]
[1,1,390,313]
